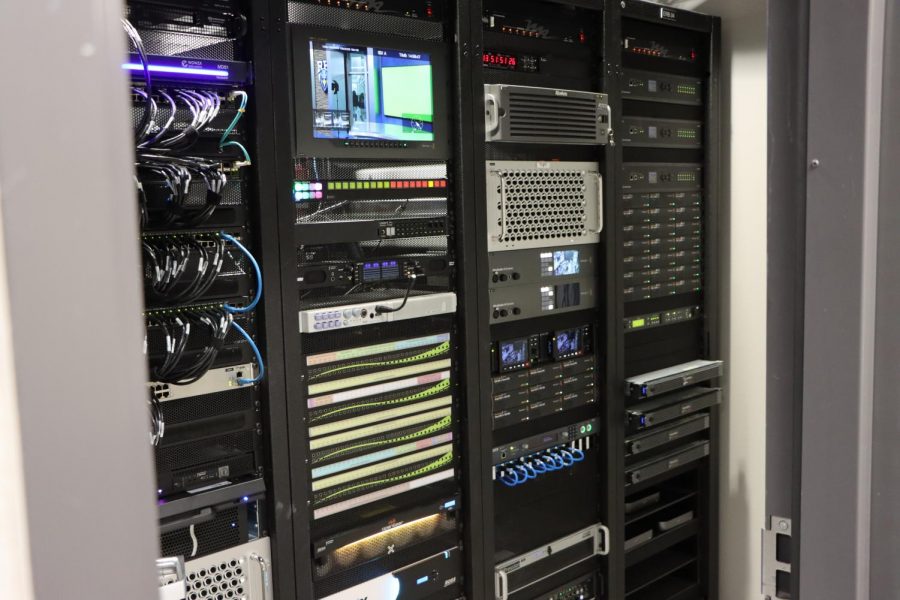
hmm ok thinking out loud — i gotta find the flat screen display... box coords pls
[555,328,582,356]
[553,250,580,276]
[308,40,435,143]
[500,339,528,367]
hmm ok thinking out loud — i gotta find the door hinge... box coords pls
[762,516,792,599]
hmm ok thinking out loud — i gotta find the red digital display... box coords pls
[483,51,518,69]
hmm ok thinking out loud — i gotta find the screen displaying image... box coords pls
[309,40,435,142]
[553,250,580,276]
[500,339,528,367]
[556,328,582,355]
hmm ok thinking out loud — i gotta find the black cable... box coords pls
[375,274,417,314]
[122,19,152,139]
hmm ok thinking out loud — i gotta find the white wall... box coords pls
[701,1,768,598]
[0,188,35,600]
[645,2,769,598]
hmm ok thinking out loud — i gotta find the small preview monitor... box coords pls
[500,339,528,368]
[555,328,583,357]
[292,26,449,159]
[553,250,580,276]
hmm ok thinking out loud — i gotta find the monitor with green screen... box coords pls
[381,65,434,123]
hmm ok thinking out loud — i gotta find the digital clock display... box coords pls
[483,51,518,69]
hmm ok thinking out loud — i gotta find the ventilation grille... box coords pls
[182,537,271,600]
[485,85,610,145]
[507,93,599,142]
[486,161,602,251]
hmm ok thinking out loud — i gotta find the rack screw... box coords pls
[810,159,821,169]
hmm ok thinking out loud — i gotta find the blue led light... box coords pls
[416,576,429,585]
[122,62,229,78]
[242,496,249,503]
[443,500,457,509]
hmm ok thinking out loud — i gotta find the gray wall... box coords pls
[0,1,159,599]
[869,0,900,595]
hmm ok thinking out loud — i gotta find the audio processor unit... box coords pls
[494,524,609,600]
[486,161,603,252]
[621,163,702,193]
[621,117,703,148]
[298,254,451,291]
[484,85,611,145]
[299,292,457,333]
[624,305,702,332]
[622,69,703,105]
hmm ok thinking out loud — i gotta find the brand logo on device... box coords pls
[181,59,203,67]
[554,90,569,97]
[660,7,677,21]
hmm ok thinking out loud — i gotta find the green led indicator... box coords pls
[293,182,303,192]
[632,318,646,328]
[587,423,593,432]
[580,425,587,434]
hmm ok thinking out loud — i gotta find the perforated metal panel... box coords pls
[486,161,603,251]
[183,537,272,600]
[125,2,245,61]
[287,1,444,40]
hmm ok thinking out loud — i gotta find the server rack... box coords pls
[122,1,294,599]
[613,3,722,600]
[132,1,723,599]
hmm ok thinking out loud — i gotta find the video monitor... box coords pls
[555,328,583,357]
[553,250,580,276]
[292,26,449,159]
[500,339,528,368]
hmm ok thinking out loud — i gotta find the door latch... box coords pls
[762,516,792,599]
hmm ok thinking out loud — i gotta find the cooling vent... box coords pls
[183,538,271,600]
[484,85,611,145]
[486,161,603,252]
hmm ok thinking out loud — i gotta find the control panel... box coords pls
[492,418,599,465]
[298,255,451,290]
[624,305,702,332]
[299,293,457,333]
[621,163,702,192]
[622,69,703,105]
[621,117,703,148]
[489,245,596,286]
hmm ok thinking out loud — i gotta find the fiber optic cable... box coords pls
[221,232,262,313]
